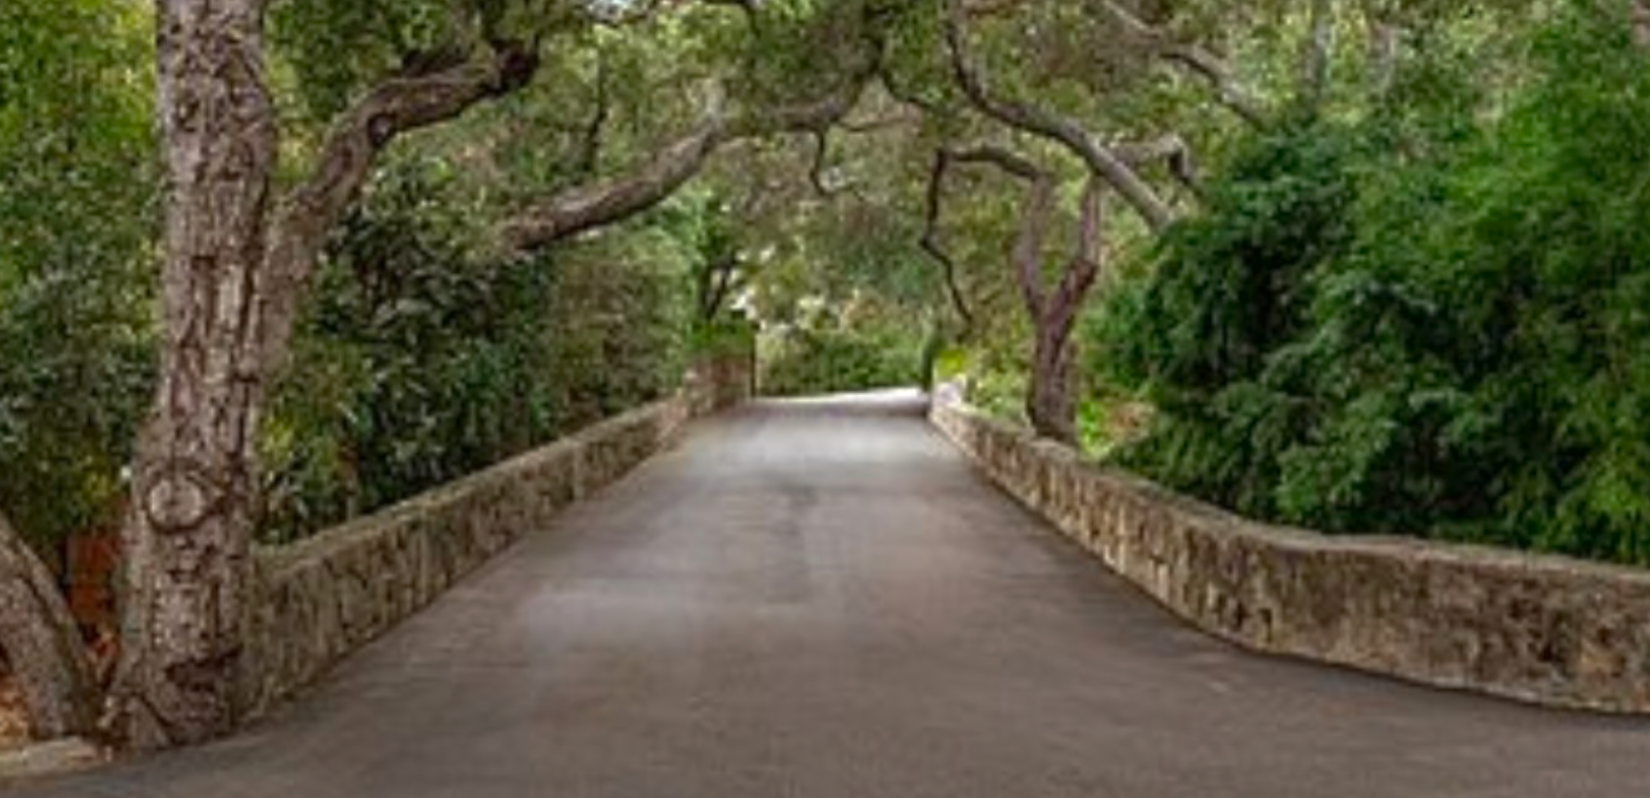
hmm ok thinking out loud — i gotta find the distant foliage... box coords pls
[760,324,925,397]
[1093,9,1650,564]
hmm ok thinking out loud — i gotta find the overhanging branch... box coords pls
[261,39,541,364]
[944,0,1175,232]
[947,144,1059,317]
[1089,0,1270,128]
[921,150,976,333]
[1115,133,1203,201]
[502,55,879,253]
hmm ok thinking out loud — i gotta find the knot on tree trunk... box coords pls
[142,461,221,534]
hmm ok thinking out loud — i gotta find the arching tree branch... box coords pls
[1089,0,1270,128]
[501,56,879,253]
[920,150,977,334]
[261,39,541,367]
[947,144,1058,319]
[1116,133,1203,201]
[943,0,1175,232]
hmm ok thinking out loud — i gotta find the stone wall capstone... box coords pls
[239,360,750,721]
[930,396,1650,714]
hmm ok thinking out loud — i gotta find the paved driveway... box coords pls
[17,392,1650,797]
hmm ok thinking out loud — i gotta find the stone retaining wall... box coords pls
[931,397,1650,713]
[240,361,749,719]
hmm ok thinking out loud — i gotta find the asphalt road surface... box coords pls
[17,392,1650,797]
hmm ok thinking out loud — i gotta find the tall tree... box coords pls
[112,0,538,747]
[942,145,1107,443]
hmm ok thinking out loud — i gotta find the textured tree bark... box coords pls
[1027,324,1081,445]
[0,513,98,740]
[109,0,278,749]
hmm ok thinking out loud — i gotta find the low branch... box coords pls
[502,56,878,253]
[920,150,976,333]
[948,144,1058,317]
[503,122,723,250]
[1115,133,1203,201]
[1048,177,1106,338]
[1089,0,1270,128]
[944,0,1175,232]
[261,40,540,365]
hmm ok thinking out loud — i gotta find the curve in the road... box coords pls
[16,391,1650,797]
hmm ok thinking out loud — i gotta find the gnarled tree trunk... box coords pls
[1028,322,1082,445]
[112,0,539,749]
[949,145,1107,445]
[0,512,98,739]
[108,0,277,749]
[1024,180,1106,445]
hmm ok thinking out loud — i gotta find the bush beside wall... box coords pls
[239,358,750,721]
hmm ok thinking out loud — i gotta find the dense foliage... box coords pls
[263,158,696,542]
[760,323,927,397]
[1094,8,1650,564]
[0,2,157,549]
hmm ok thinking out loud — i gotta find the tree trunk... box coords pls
[107,0,277,748]
[1027,323,1080,445]
[0,513,98,740]
[110,2,536,747]
[1025,179,1106,446]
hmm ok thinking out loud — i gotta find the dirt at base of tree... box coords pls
[0,672,28,750]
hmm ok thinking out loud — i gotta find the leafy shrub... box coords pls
[1092,7,1650,564]
[261,159,694,541]
[1094,121,1361,519]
